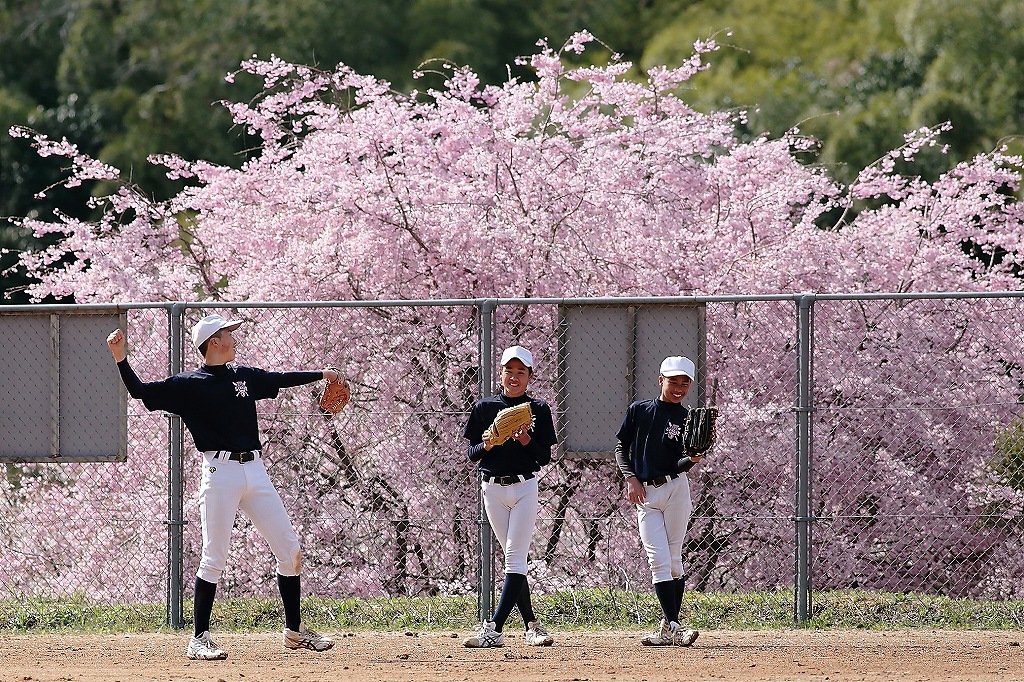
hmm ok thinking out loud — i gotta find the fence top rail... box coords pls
[809,290,1024,302]
[2,290,1023,314]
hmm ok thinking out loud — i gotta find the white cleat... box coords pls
[186,631,227,660]
[674,625,699,646]
[641,619,676,646]
[283,624,335,651]
[525,619,554,646]
[463,620,505,648]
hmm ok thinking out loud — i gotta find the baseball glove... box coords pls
[683,406,719,457]
[319,368,351,414]
[484,402,534,446]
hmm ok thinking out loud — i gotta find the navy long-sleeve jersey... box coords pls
[463,393,557,477]
[117,359,321,452]
[614,399,695,481]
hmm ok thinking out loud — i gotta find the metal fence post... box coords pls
[477,299,497,623]
[167,304,186,629]
[794,294,815,623]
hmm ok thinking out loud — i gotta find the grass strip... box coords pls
[3,589,1023,633]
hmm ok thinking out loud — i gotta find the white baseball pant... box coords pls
[482,477,539,575]
[196,451,302,583]
[636,475,693,583]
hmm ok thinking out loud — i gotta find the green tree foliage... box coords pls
[49,0,414,195]
[1,1,111,299]
[644,0,1024,185]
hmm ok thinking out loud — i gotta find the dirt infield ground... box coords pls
[3,629,1024,682]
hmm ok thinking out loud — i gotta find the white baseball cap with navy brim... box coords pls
[500,345,533,368]
[659,356,695,379]
[192,314,243,349]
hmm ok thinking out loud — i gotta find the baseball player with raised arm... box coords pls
[462,345,558,648]
[615,356,701,646]
[106,314,337,660]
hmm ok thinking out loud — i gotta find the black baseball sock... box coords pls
[516,577,537,626]
[193,577,217,637]
[277,573,302,631]
[491,572,528,632]
[653,580,678,623]
[673,577,685,622]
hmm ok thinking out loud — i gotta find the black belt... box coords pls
[484,472,535,486]
[214,450,258,463]
[644,473,679,487]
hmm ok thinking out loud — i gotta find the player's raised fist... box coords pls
[106,328,127,361]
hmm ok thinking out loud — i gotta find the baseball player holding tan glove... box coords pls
[462,345,557,648]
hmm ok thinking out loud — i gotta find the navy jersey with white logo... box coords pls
[118,360,321,452]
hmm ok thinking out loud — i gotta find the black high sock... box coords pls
[673,577,685,622]
[193,577,217,637]
[516,577,537,626]
[491,573,528,632]
[277,573,302,631]
[653,580,678,624]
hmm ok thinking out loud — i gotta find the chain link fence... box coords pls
[1,293,1022,627]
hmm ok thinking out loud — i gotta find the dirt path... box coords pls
[3,629,1023,682]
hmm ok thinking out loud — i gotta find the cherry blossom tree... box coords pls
[6,32,1024,603]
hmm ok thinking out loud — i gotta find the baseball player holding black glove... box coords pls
[462,345,557,648]
[615,356,702,646]
[106,314,337,660]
